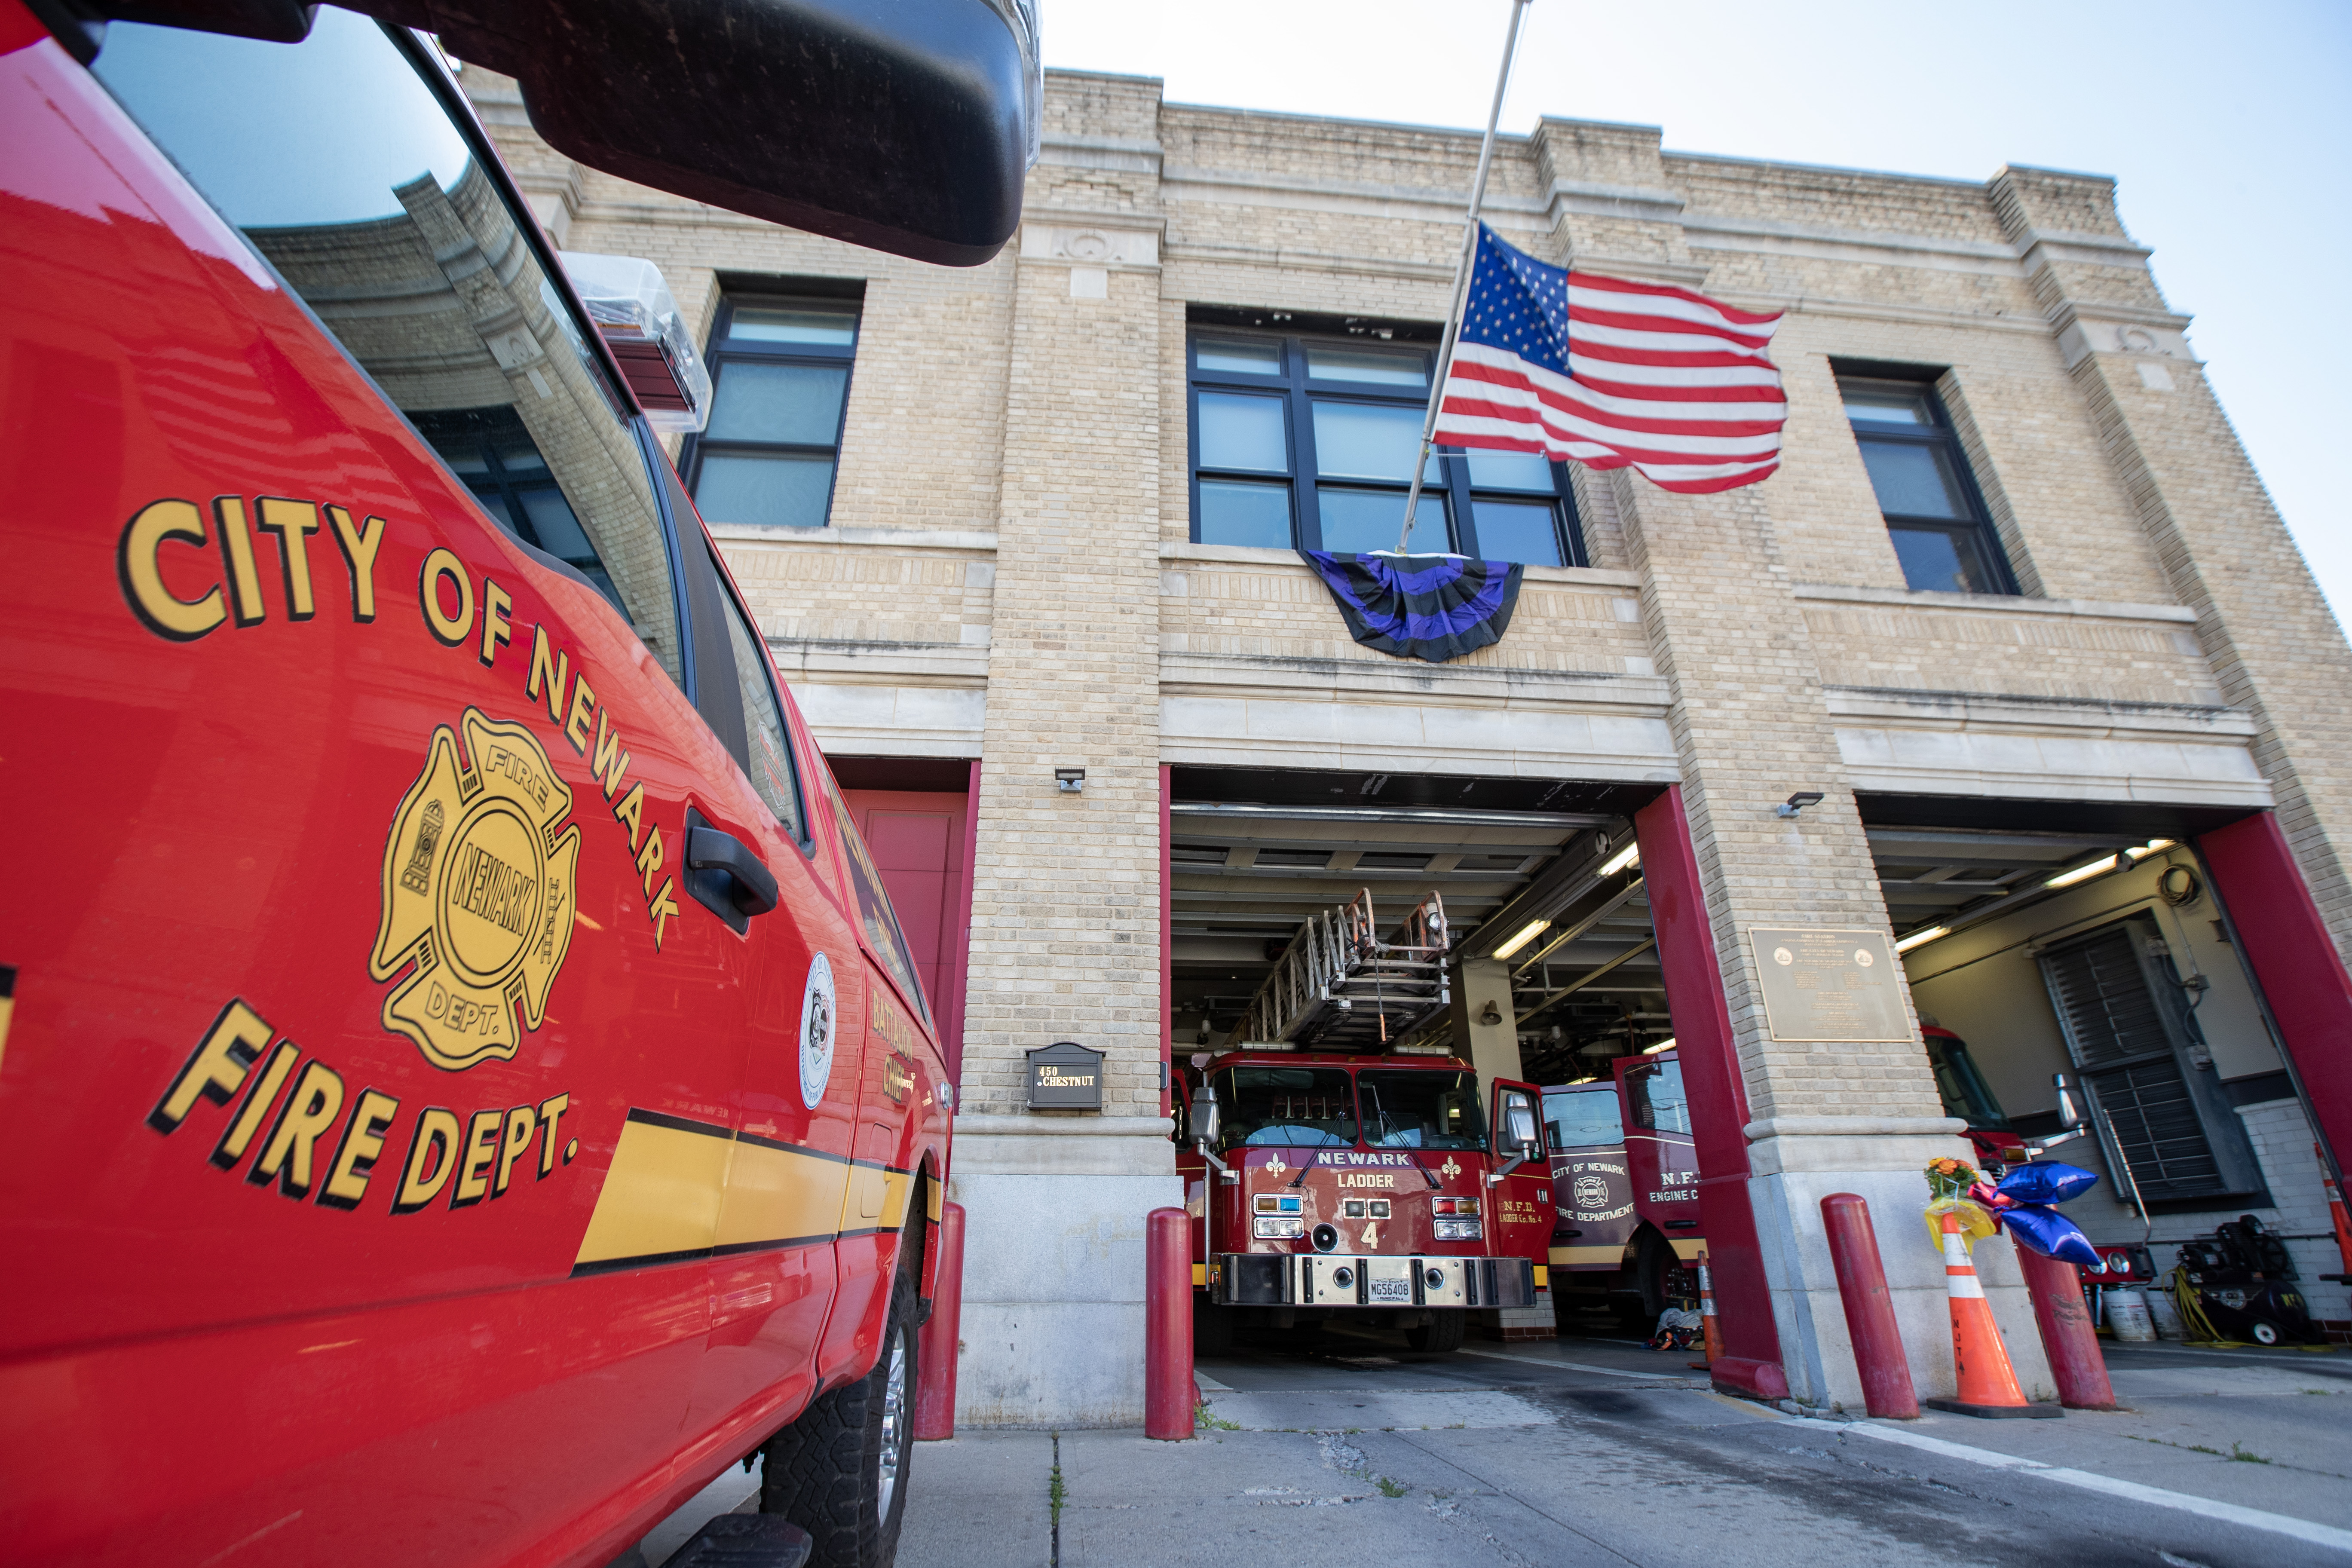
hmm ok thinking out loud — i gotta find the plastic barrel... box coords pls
[2104,1287,2156,1342]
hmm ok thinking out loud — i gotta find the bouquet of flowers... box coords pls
[1922,1155,2104,1269]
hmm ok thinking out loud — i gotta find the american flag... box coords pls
[1434,224,1787,494]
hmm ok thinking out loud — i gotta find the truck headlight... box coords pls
[1253,1217,1305,1239]
[1433,1219,1483,1241]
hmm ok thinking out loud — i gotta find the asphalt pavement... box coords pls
[898,1327,2352,1568]
[635,1326,2352,1568]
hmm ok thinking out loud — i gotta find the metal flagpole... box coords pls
[1395,0,1533,555]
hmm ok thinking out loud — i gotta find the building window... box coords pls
[410,407,631,619]
[1188,322,1586,566]
[1838,374,2016,594]
[686,295,860,530]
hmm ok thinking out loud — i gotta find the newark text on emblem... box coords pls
[371,708,582,1071]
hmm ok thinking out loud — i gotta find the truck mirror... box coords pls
[1194,1087,1222,1150]
[2053,1072,2082,1131]
[1507,1102,1540,1156]
[345,0,1039,266]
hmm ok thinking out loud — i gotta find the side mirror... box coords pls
[389,0,1039,266]
[1507,1102,1541,1158]
[1194,1087,1222,1151]
[2053,1072,2082,1131]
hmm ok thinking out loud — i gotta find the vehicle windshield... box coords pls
[1543,1086,1624,1150]
[1213,1067,1357,1148]
[1626,1060,1692,1135]
[1356,1069,1486,1150]
[1924,1035,2011,1128]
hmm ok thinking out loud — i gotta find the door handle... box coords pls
[683,809,778,934]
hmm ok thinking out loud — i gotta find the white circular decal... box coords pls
[1855,948,1875,968]
[1772,946,1793,966]
[799,952,837,1109]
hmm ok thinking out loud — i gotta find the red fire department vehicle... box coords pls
[1541,1025,2056,1321]
[0,1,1037,1564]
[1176,891,1550,1354]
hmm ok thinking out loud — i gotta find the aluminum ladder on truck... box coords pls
[1235,888,1451,1050]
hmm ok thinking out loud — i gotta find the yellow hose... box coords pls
[2170,1264,2246,1349]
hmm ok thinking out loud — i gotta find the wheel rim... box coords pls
[876,1328,909,1525]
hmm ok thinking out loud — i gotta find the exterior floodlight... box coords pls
[1776,791,1825,818]
[1599,842,1642,877]
[1894,925,1950,954]
[1492,918,1550,960]
[1054,767,1085,793]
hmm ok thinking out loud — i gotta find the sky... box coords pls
[1039,0,2352,626]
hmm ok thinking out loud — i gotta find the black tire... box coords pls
[1632,1231,1692,1322]
[1405,1309,1466,1353]
[761,1260,919,1568]
[1194,1299,1234,1356]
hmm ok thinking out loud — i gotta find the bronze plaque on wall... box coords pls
[1748,928,1910,1042]
[1026,1041,1105,1110]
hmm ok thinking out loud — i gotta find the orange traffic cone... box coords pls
[1690,1250,1722,1369]
[1924,1210,2060,1420]
[2322,1144,2352,1282]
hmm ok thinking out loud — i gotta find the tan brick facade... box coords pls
[460,64,2350,1421]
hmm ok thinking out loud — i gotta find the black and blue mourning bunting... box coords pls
[1298,551,1525,665]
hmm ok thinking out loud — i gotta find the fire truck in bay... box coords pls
[0,2,1037,1565]
[1541,1025,2055,1321]
[1175,891,1550,1354]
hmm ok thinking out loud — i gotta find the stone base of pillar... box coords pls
[1473,1289,1557,1341]
[946,1113,1181,1429]
[1746,1122,2058,1413]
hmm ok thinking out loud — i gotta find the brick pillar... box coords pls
[1609,468,2050,1409]
[1991,165,2352,971]
[949,112,1179,1421]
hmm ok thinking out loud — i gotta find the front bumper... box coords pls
[1208,1252,1535,1310]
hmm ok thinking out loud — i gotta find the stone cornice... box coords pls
[710,523,997,553]
[1158,541,1642,590]
[1792,582,2196,624]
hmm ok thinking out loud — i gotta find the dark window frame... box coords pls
[681,291,863,530]
[1835,367,2019,596]
[1186,324,1588,566]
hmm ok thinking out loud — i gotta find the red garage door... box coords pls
[842,784,972,1084]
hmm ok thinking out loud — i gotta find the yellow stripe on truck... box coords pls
[1193,1263,1207,1287]
[1549,1243,1626,1268]
[1533,1265,1549,1289]
[573,1109,875,1274]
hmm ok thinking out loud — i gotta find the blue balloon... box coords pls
[2002,1204,2105,1270]
[1996,1161,2099,1206]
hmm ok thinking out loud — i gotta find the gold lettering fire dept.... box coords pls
[371,708,581,1071]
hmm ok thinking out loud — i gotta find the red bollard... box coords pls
[913,1201,965,1440]
[1145,1207,1194,1440]
[2015,1243,2117,1410]
[1821,1193,1919,1419]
